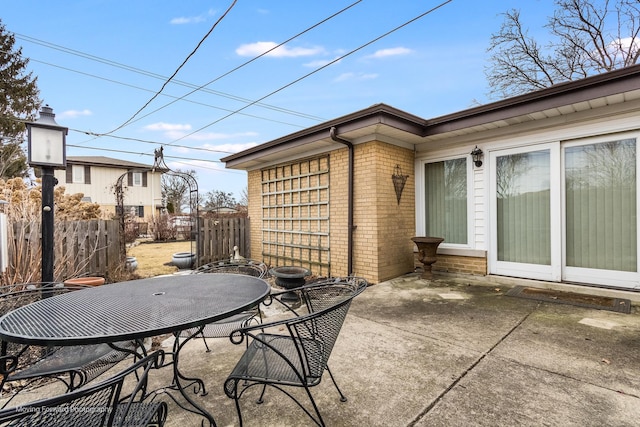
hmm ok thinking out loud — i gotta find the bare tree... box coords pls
[237,187,248,213]
[161,169,196,214]
[486,0,640,99]
[203,189,237,212]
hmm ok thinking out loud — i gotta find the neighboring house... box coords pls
[54,156,164,219]
[222,64,640,290]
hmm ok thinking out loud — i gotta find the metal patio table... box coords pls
[0,273,271,427]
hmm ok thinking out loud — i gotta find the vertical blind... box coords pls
[496,150,551,265]
[425,158,467,244]
[565,139,637,272]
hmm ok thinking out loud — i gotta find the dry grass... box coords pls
[127,240,195,278]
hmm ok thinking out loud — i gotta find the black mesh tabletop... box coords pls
[0,274,270,346]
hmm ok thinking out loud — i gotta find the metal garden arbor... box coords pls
[115,147,199,266]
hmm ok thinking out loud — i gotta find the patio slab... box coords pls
[3,273,640,426]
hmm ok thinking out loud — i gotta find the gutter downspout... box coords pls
[330,127,354,276]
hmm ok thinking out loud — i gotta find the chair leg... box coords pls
[199,331,211,352]
[256,384,267,404]
[301,385,326,427]
[232,384,245,427]
[326,366,347,402]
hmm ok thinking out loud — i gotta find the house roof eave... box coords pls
[221,103,427,169]
[222,64,640,170]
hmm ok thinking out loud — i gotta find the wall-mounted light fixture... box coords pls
[392,164,409,205]
[470,146,483,167]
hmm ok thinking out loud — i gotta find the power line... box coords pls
[66,143,245,175]
[14,37,324,122]
[68,128,234,154]
[171,0,455,143]
[102,0,239,135]
[4,114,239,154]
[121,0,363,133]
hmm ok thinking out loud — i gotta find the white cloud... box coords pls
[210,142,258,153]
[169,141,258,154]
[366,47,413,59]
[144,122,192,132]
[178,131,258,142]
[334,72,379,82]
[303,57,342,68]
[236,41,324,58]
[58,109,92,119]
[170,9,215,25]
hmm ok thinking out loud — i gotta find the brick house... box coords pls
[222,65,640,289]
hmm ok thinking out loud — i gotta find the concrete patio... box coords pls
[151,273,640,426]
[4,273,640,426]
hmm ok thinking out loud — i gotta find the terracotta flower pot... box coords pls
[63,277,106,287]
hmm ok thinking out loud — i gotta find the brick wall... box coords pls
[414,253,487,276]
[248,140,491,283]
[247,169,262,262]
[332,141,415,283]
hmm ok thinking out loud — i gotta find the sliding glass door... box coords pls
[563,137,638,287]
[490,144,560,281]
[490,137,639,288]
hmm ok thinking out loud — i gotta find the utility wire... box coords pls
[66,144,246,175]
[4,114,237,155]
[68,128,235,154]
[15,36,323,121]
[4,114,237,154]
[101,0,238,135]
[20,55,307,131]
[121,0,363,132]
[171,0,455,144]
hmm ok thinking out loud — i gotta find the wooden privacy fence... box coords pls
[198,217,250,265]
[4,220,122,284]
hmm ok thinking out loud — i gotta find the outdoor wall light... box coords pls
[470,146,483,167]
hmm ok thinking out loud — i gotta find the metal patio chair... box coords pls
[0,350,167,427]
[0,283,135,400]
[182,259,269,351]
[224,277,368,427]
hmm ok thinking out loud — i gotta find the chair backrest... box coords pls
[287,277,367,380]
[0,283,91,372]
[193,259,269,278]
[0,351,162,427]
[0,282,89,365]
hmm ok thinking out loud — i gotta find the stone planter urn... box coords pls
[412,237,444,279]
[125,256,138,272]
[269,266,311,301]
[172,252,195,270]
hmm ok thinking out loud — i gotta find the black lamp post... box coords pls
[26,105,68,285]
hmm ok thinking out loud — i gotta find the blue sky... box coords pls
[2,0,553,199]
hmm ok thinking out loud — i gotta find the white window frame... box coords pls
[132,172,143,187]
[415,154,475,250]
[72,165,85,184]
